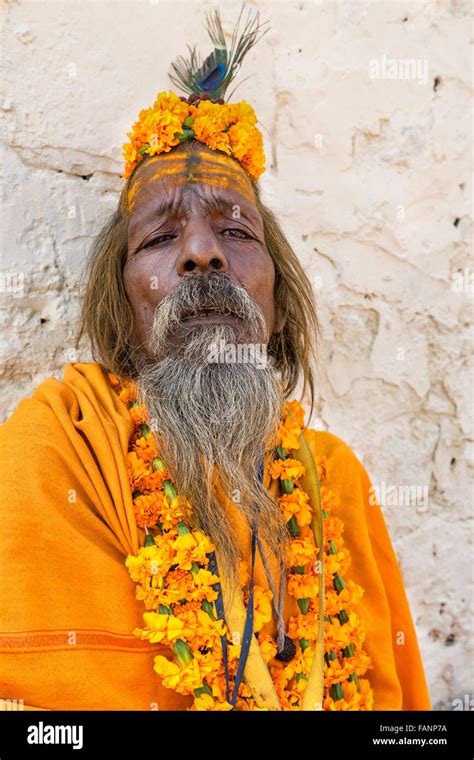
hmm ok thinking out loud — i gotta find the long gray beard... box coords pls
[134,277,290,590]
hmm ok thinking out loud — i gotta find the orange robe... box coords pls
[0,362,431,711]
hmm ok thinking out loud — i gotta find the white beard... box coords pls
[134,274,289,583]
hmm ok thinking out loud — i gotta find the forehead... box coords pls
[127,147,258,217]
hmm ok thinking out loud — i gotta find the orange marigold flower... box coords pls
[270,458,305,482]
[257,633,278,663]
[324,550,350,579]
[286,536,317,568]
[278,488,312,527]
[133,434,158,463]
[287,610,320,641]
[171,530,214,570]
[133,492,165,528]
[276,418,302,451]
[287,572,319,600]
[321,486,340,513]
[137,469,168,493]
[324,514,344,543]
[127,451,150,491]
[129,403,148,426]
[284,400,305,428]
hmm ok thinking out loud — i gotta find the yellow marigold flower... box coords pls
[186,568,220,603]
[253,586,273,633]
[287,572,319,600]
[278,488,312,527]
[153,656,204,695]
[137,611,194,645]
[270,457,305,482]
[125,543,173,584]
[194,693,233,711]
[158,495,188,530]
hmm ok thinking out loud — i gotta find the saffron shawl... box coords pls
[0,363,431,710]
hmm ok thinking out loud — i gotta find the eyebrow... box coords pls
[139,191,259,225]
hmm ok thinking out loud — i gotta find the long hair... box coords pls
[78,141,319,417]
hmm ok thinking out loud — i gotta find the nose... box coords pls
[176,220,229,276]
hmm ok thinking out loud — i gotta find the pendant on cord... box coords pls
[275,634,296,662]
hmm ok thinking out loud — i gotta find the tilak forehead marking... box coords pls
[161,173,255,203]
[127,152,255,210]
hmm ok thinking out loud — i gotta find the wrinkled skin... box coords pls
[124,145,283,354]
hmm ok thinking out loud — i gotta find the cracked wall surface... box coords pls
[0,0,472,710]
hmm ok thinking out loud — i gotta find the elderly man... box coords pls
[0,10,431,712]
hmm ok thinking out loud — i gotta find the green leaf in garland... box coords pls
[333,573,345,593]
[175,127,195,142]
[330,683,345,701]
[297,597,310,615]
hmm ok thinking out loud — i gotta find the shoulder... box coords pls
[0,362,117,439]
[301,427,373,498]
[302,427,363,469]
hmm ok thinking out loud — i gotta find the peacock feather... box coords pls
[168,1,269,101]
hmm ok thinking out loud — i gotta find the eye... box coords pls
[142,233,176,249]
[222,228,253,239]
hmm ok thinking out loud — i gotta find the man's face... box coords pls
[123,145,281,355]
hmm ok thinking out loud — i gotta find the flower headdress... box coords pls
[122,3,269,181]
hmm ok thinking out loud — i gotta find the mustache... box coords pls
[149,272,268,357]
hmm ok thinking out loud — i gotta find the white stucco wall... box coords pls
[1,0,472,710]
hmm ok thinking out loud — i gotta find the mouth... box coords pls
[180,308,243,325]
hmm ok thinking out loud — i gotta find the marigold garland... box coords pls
[108,372,374,711]
[122,90,265,182]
